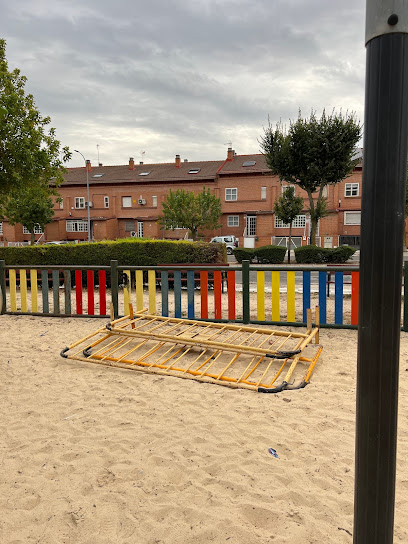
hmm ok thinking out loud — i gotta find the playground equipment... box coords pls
[61,306,322,393]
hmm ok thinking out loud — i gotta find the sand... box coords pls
[1,314,407,543]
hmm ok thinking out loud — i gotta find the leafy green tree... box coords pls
[274,186,304,263]
[3,185,56,244]
[158,187,222,240]
[261,109,361,245]
[0,39,70,210]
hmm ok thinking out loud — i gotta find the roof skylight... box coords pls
[139,171,151,176]
[242,161,256,167]
[92,174,105,178]
[188,168,201,174]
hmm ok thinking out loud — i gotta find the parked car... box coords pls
[210,235,239,255]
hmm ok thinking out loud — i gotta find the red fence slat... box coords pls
[351,271,359,325]
[200,271,208,319]
[214,271,222,320]
[75,270,83,315]
[87,270,94,315]
[227,270,236,320]
[99,270,107,315]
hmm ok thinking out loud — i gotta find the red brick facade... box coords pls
[0,150,366,249]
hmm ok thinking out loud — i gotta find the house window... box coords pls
[125,220,136,232]
[66,220,88,232]
[104,196,109,208]
[59,198,64,209]
[225,188,237,201]
[137,221,144,238]
[246,215,257,236]
[122,196,132,208]
[152,196,157,208]
[282,184,296,194]
[227,215,239,227]
[23,225,43,234]
[345,183,359,197]
[344,211,361,225]
[0,222,3,235]
[261,187,267,200]
[275,215,306,228]
[322,186,328,198]
[75,197,85,209]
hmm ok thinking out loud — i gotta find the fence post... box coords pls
[0,260,6,314]
[110,260,119,319]
[404,261,408,332]
[242,260,250,324]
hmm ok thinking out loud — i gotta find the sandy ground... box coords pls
[1,314,407,544]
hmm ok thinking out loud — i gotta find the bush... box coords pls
[0,238,227,266]
[254,245,286,264]
[326,245,356,263]
[233,248,255,263]
[294,244,356,264]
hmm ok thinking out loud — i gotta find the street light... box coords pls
[74,150,91,242]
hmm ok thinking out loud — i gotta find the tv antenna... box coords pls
[224,141,232,147]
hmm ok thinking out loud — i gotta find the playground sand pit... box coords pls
[1,314,408,543]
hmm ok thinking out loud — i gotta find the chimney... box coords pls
[99,163,102,167]
[175,154,181,167]
[140,161,143,165]
[184,158,188,162]
[86,159,92,172]
[129,157,135,170]
[227,148,234,161]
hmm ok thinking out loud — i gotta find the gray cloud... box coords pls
[2,0,366,166]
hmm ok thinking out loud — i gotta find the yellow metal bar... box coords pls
[256,271,265,321]
[271,271,280,321]
[20,269,28,312]
[9,269,17,312]
[123,270,131,311]
[30,269,38,313]
[287,271,295,322]
[148,270,156,314]
[136,270,144,312]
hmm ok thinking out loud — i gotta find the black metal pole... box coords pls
[354,3,408,543]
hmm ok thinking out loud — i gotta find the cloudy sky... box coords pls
[2,0,366,167]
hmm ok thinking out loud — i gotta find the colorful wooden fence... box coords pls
[1,259,402,329]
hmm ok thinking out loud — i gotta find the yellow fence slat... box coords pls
[30,269,38,313]
[148,270,156,314]
[123,270,131,312]
[20,269,27,312]
[136,270,144,312]
[271,271,280,321]
[287,271,295,322]
[256,271,265,321]
[9,269,17,312]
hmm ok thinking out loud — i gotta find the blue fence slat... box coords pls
[187,270,195,319]
[41,270,49,313]
[174,270,182,318]
[335,272,344,325]
[318,271,327,324]
[52,270,60,314]
[302,271,311,323]
[161,271,168,317]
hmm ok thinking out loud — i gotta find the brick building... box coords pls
[0,148,364,249]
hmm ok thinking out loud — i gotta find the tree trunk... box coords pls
[307,191,317,245]
[288,224,292,263]
[30,233,35,246]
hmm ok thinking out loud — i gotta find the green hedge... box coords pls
[232,248,255,263]
[255,245,287,264]
[294,245,356,264]
[233,245,286,264]
[0,239,227,266]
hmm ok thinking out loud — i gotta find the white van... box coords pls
[210,235,239,255]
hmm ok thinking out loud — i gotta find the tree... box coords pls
[273,186,304,263]
[158,187,222,240]
[0,39,70,209]
[3,185,56,244]
[261,109,361,245]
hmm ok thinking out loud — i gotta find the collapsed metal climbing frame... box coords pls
[61,309,322,393]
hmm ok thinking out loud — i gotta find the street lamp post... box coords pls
[74,150,91,242]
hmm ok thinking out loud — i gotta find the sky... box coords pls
[2,0,366,168]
